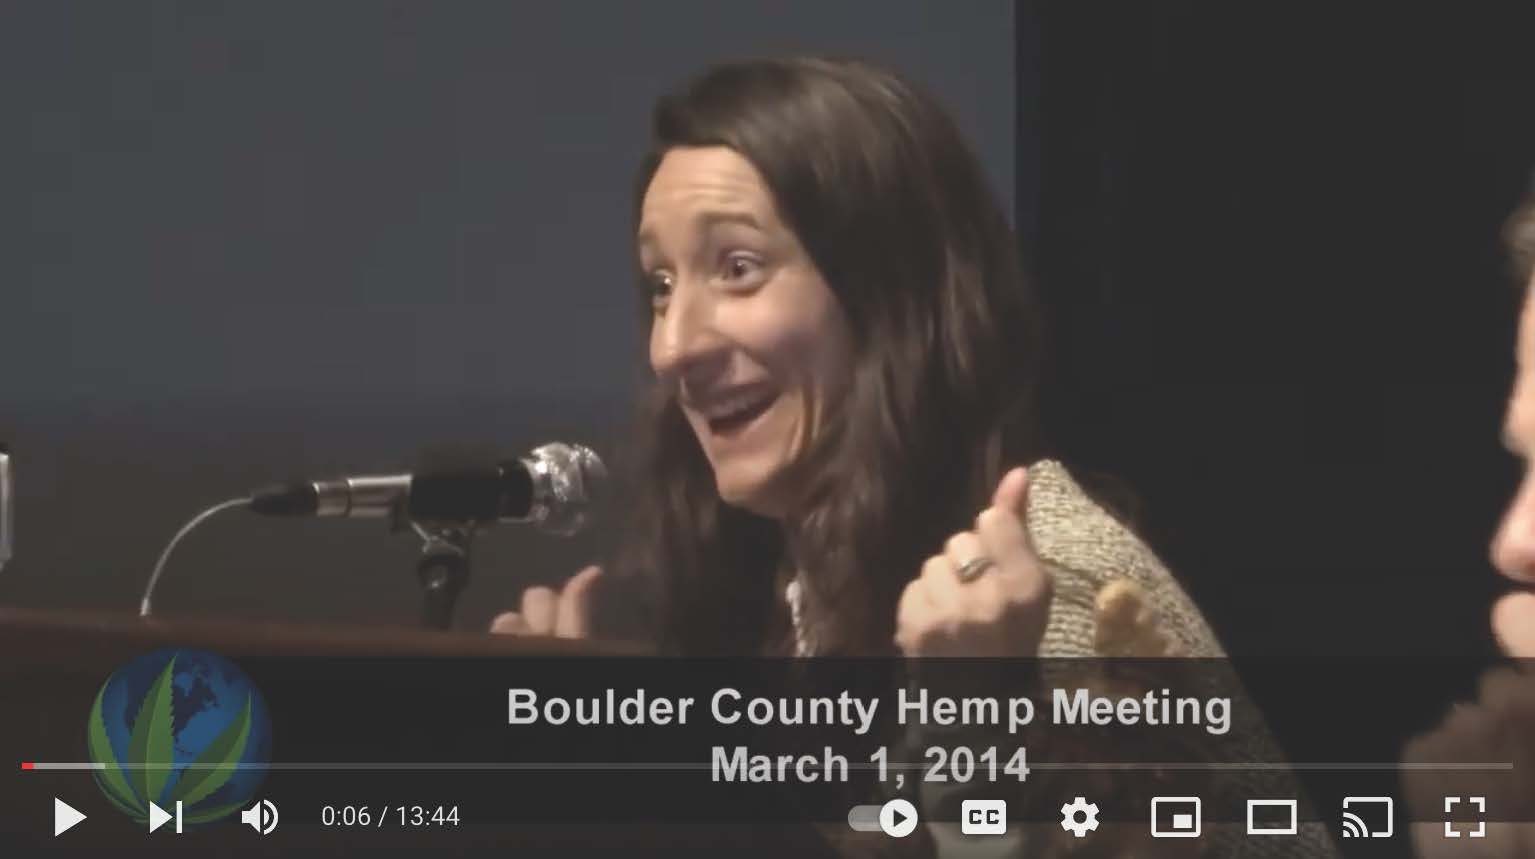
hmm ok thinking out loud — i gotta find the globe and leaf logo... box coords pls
[86,649,273,826]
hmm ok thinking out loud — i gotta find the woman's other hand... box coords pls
[490,564,603,638]
[895,467,1052,657]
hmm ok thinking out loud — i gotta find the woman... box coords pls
[493,56,1226,664]
[493,56,1334,859]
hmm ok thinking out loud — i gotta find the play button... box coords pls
[53,798,86,837]
[879,798,919,838]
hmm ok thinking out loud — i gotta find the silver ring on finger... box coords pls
[954,555,995,583]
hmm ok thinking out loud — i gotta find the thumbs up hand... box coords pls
[895,467,1053,657]
[490,564,603,639]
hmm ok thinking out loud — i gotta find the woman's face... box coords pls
[1491,276,1535,657]
[639,146,852,518]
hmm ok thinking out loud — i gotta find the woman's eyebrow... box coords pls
[637,210,766,257]
[692,210,764,232]
[636,230,659,259]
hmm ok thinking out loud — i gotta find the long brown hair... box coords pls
[612,57,1047,656]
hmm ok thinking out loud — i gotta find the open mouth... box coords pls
[702,388,778,438]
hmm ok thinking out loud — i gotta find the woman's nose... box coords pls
[650,284,729,386]
[1492,479,1535,584]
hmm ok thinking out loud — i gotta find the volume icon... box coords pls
[240,799,278,835]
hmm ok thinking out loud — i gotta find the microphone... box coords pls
[246,442,606,537]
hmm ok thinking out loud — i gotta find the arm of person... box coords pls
[896,460,1340,858]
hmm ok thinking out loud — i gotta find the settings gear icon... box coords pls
[1060,796,1100,838]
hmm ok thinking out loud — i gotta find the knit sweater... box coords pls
[1025,459,1222,658]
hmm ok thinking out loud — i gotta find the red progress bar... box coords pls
[20,762,34,770]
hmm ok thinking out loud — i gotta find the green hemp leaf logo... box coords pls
[87,650,265,826]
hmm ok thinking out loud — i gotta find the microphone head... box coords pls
[522,442,606,537]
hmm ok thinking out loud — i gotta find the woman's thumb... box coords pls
[555,564,604,639]
[991,466,1030,514]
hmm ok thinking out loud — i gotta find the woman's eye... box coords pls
[648,272,673,312]
[721,254,764,284]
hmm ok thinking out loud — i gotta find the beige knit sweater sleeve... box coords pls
[916,459,1338,859]
[1026,459,1226,660]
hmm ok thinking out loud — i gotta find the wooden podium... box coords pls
[0,605,649,671]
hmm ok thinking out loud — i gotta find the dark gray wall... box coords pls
[4,1,1018,630]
